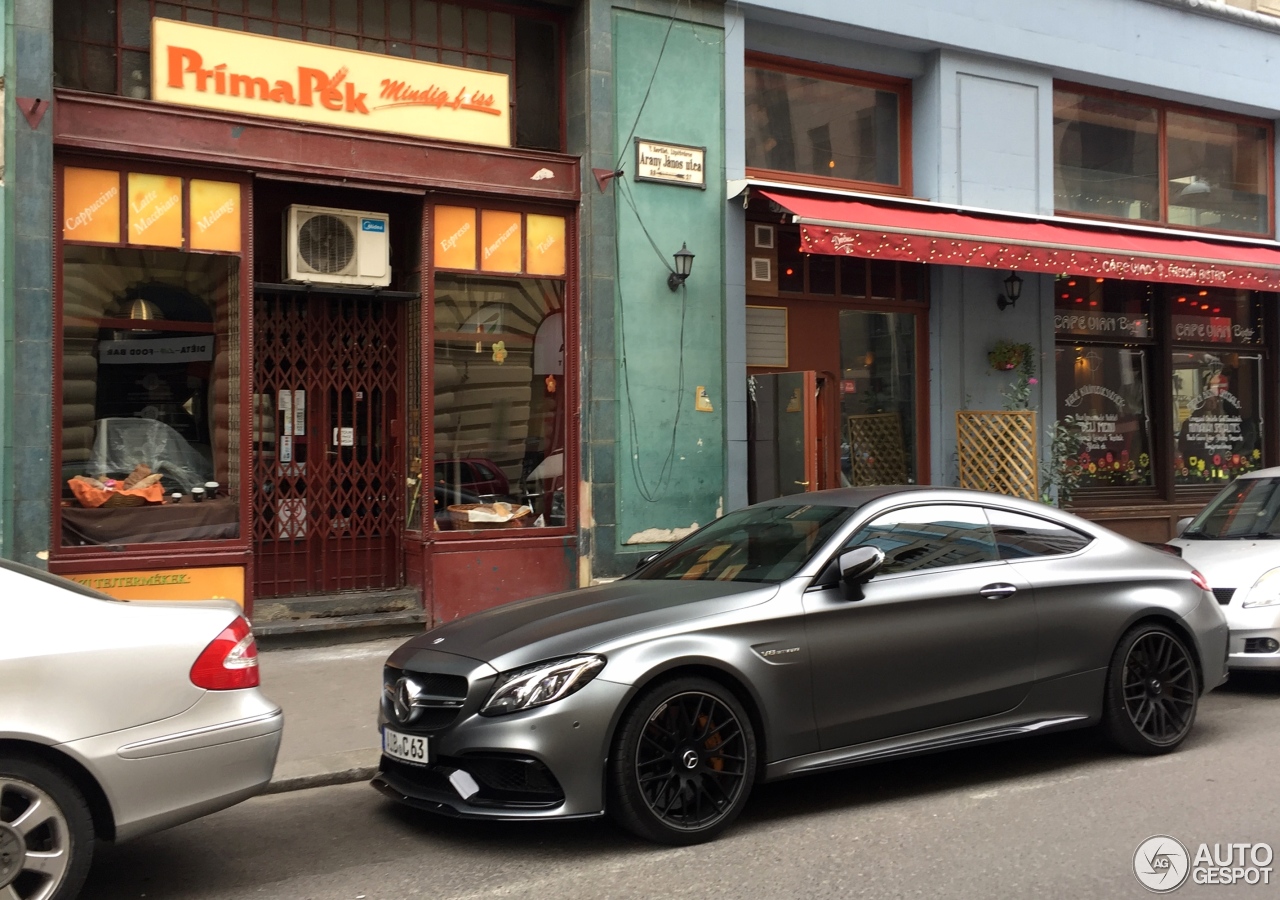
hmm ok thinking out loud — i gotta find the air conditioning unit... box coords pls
[284,205,391,287]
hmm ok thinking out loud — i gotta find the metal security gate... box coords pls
[252,289,404,598]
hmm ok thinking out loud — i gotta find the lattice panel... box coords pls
[956,410,1038,500]
[253,292,404,598]
[847,413,910,486]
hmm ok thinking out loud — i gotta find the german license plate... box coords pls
[382,727,430,765]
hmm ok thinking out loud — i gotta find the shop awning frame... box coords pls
[742,181,1280,291]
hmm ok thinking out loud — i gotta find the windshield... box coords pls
[1184,477,1280,539]
[635,504,855,583]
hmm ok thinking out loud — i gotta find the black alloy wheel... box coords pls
[1104,623,1199,755]
[609,677,757,844]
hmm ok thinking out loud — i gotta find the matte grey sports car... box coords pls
[373,487,1229,844]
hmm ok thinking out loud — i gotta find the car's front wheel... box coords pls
[0,756,94,900]
[1103,623,1199,755]
[608,676,757,845]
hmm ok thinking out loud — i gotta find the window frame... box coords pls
[423,197,578,541]
[745,51,913,197]
[1053,81,1276,239]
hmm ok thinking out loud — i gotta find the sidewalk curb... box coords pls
[263,764,379,794]
[263,748,382,794]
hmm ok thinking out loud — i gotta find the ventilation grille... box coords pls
[750,257,773,282]
[297,214,357,274]
[746,305,787,367]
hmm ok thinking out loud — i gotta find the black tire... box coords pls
[1103,623,1200,755]
[0,756,95,900]
[608,676,757,845]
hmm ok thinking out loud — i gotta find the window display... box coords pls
[60,247,240,545]
[1055,345,1155,489]
[431,274,565,530]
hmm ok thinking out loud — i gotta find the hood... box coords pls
[1168,537,1280,592]
[394,579,778,671]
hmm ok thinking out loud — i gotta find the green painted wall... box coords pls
[611,8,725,550]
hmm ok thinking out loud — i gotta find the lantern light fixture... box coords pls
[667,243,695,292]
[996,271,1023,311]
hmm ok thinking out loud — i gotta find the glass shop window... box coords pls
[1054,345,1156,490]
[1172,351,1265,486]
[60,247,241,546]
[745,55,908,191]
[1054,86,1272,237]
[431,275,566,530]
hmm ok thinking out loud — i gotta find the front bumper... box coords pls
[374,676,630,820]
[60,688,282,842]
[1225,604,1280,670]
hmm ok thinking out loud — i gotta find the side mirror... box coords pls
[838,546,884,599]
[1174,516,1194,537]
[636,551,661,571]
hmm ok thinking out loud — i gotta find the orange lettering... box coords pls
[230,74,270,100]
[297,67,329,107]
[167,45,203,89]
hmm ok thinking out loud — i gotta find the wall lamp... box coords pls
[996,271,1023,311]
[668,243,695,291]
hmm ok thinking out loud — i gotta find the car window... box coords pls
[841,504,999,574]
[1184,476,1280,539]
[636,504,855,583]
[985,508,1092,559]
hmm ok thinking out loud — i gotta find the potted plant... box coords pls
[988,339,1031,372]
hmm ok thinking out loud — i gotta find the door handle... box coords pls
[979,583,1017,599]
[794,480,810,486]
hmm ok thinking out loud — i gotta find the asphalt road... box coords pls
[81,674,1280,900]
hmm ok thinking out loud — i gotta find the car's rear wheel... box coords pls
[1103,623,1199,755]
[0,757,94,900]
[608,676,757,845]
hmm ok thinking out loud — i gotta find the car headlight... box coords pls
[480,655,606,716]
[1242,568,1280,608]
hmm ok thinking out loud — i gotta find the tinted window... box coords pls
[844,504,998,574]
[986,509,1092,559]
[1184,477,1280,539]
[637,505,854,584]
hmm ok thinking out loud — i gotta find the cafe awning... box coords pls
[756,189,1280,292]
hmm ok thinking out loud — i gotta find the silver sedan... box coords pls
[0,559,282,900]
[373,487,1228,844]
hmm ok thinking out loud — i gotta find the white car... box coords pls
[1168,467,1280,671]
[1,559,282,900]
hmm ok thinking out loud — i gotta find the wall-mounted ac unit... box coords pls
[285,205,391,287]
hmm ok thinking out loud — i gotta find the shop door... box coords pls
[747,371,819,503]
[252,291,404,597]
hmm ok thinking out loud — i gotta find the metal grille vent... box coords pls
[297,214,356,274]
[1212,587,1235,605]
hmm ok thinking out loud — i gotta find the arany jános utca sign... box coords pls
[152,18,511,147]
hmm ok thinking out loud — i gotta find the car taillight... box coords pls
[190,616,260,690]
[1190,569,1211,593]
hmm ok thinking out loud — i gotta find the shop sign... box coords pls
[1172,315,1244,343]
[128,173,184,247]
[635,139,706,189]
[481,210,522,273]
[190,179,242,252]
[66,565,245,606]
[436,206,477,270]
[152,18,511,147]
[63,168,122,244]
[99,335,214,364]
[526,214,566,276]
[1055,311,1149,338]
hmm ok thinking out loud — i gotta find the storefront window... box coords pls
[60,247,241,546]
[1054,90,1159,222]
[1172,351,1264,485]
[1055,345,1155,489]
[1054,86,1273,236]
[839,310,918,485]
[432,275,565,530]
[1055,275,1272,497]
[745,55,908,191]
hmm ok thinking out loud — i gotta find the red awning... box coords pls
[758,189,1280,291]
